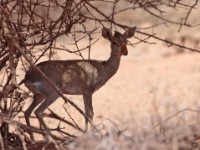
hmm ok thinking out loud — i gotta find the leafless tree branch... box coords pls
[0,0,199,148]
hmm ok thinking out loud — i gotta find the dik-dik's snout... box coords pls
[121,45,128,56]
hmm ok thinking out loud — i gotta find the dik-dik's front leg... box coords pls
[83,90,94,131]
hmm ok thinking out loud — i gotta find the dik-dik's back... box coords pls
[23,27,136,139]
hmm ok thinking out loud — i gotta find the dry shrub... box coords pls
[0,0,200,149]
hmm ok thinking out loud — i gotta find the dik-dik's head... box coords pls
[102,27,136,56]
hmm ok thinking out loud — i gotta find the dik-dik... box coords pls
[23,27,136,137]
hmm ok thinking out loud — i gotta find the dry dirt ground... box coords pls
[9,3,200,148]
[17,37,200,149]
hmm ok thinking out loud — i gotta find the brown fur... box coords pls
[23,27,136,139]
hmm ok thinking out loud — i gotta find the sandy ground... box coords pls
[19,38,200,138]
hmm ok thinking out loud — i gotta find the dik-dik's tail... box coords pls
[2,78,25,97]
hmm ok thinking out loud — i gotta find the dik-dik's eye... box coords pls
[112,41,120,46]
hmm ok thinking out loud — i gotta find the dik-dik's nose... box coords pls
[121,45,128,56]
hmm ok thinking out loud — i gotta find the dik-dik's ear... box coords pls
[123,27,136,39]
[102,27,112,41]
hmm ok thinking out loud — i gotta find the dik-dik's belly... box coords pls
[62,83,84,95]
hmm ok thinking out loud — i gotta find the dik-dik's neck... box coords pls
[104,45,121,78]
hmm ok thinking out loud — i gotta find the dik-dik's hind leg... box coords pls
[34,93,59,135]
[24,94,44,140]
[83,91,94,132]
